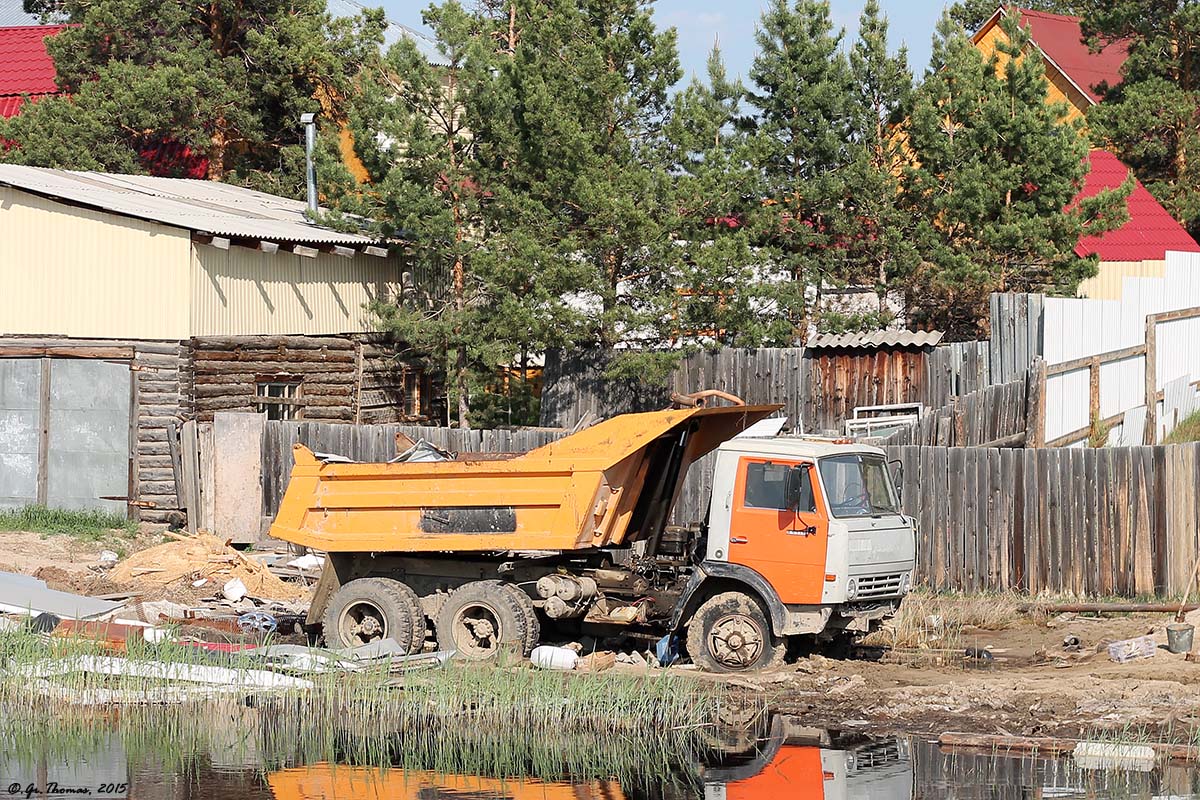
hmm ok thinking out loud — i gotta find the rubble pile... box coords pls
[109,532,308,603]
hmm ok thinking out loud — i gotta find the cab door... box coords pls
[727,457,828,605]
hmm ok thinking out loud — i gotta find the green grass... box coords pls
[0,504,136,541]
[1164,410,1200,444]
[0,630,756,787]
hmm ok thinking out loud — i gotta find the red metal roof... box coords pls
[1075,150,1200,261]
[0,25,63,104]
[1013,8,1129,103]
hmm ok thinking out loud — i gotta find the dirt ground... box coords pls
[734,610,1200,741]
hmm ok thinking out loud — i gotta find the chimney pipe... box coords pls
[301,113,318,215]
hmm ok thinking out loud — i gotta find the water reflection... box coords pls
[4,713,1200,800]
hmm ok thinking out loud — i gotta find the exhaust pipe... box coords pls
[301,113,317,215]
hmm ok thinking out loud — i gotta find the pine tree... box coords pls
[1083,1,1200,236]
[832,0,916,331]
[662,46,768,348]
[341,2,495,427]
[902,12,1129,337]
[3,0,382,194]
[469,0,684,380]
[741,0,855,341]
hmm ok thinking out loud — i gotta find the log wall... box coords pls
[187,334,436,424]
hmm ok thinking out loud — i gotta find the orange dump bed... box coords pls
[268,404,779,553]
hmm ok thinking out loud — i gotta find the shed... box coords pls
[803,331,944,435]
[0,166,441,523]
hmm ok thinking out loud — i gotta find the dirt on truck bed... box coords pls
[719,605,1200,741]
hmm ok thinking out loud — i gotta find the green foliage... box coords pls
[900,12,1129,337]
[739,0,854,341]
[1084,1,1200,237]
[0,505,136,541]
[3,0,383,193]
[1164,410,1200,445]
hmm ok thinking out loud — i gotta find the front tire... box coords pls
[321,577,426,653]
[686,591,785,673]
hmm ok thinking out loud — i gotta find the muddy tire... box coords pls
[322,577,426,653]
[436,580,534,660]
[686,591,785,673]
[500,583,541,654]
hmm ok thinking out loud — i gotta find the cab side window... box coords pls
[743,461,815,513]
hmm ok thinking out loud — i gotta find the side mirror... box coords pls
[889,458,903,501]
[786,465,814,513]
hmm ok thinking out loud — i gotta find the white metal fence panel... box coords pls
[1042,251,1200,445]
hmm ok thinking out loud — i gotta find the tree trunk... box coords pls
[207,123,227,182]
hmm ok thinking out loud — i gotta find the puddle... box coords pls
[3,709,1200,799]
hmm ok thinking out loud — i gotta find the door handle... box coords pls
[730,536,748,544]
[788,526,817,537]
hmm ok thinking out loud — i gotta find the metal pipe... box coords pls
[301,113,317,215]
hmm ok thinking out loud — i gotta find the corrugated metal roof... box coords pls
[0,1,56,27]
[0,165,385,246]
[1074,150,1200,261]
[326,0,449,66]
[0,23,62,97]
[806,330,944,349]
[1017,8,1129,104]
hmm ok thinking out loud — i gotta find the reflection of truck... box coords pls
[270,396,916,672]
[705,717,914,800]
[265,720,913,800]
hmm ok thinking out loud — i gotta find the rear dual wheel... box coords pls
[322,577,426,653]
[435,580,540,660]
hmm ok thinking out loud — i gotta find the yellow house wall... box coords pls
[190,243,402,336]
[973,20,1090,124]
[0,187,192,339]
[1076,259,1167,300]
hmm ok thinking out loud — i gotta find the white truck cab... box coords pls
[698,436,917,641]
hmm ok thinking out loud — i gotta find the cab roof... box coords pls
[717,436,886,459]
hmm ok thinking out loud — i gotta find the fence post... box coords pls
[1025,357,1046,448]
[1144,315,1158,445]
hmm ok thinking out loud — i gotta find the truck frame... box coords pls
[270,397,916,672]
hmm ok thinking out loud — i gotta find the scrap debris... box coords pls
[109,531,308,603]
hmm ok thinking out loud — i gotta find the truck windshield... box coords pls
[818,454,899,519]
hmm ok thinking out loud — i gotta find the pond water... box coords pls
[4,715,1199,800]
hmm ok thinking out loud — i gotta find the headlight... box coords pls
[846,578,858,599]
[899,573,912,594]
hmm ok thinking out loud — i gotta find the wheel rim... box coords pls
[708,613,765,669]
[338,599,388,646]
[452,601,503,658]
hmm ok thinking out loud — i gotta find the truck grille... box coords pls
[856,573,903,598]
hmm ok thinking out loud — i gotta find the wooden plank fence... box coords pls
[989,293,1044,385]
[884,371,1034,447]
[260,421,565,516]
[885,442,1200,597]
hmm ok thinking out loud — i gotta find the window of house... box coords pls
[255,379,303,421]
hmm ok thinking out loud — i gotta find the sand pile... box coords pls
[109,531,307,603]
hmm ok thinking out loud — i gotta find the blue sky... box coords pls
[379,1,951,84]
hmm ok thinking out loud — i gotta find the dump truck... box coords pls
[269,395,916,672]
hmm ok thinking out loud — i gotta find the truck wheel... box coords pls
[436,580,533,659]
[500,583,541,654]
[322,577,426,654]
[686,591,785,673]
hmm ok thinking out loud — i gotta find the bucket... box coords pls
[1167,622,1194,654]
